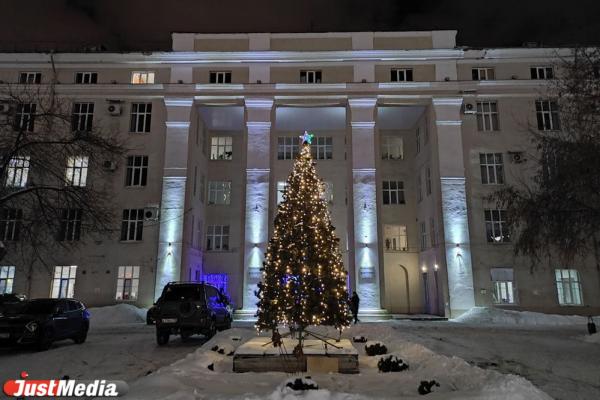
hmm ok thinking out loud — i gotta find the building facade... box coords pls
[1,30,598,317]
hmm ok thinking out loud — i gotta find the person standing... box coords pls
[350,291,360,324]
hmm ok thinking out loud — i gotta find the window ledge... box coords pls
[119,240,143,244]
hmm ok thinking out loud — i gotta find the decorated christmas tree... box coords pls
[256,132,351,340]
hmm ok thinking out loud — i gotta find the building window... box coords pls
[0,209,22,241]
[390,68,413,82]
[130,103,152,133]
[208,181,232,205]
[206,225,229,251]
[59,209,82,241]
[0,266,15,294]
[420,221,427,251]
[480,153,504,185]
[415,128,421,154]
[429,217,436,247]
[417,172,423,203]
[322,182,334,204]
[491,268,516,304]
[277,181,288,204]
[121,209,144,241]
[472,67,495,80]
[300,70,322,83]
[381,136,403,160]
[75,72,98,84]
[555,269,583,306]
[476,101,499,131]
[536,100,560,131]
[484,209,510,243]
[384,225,408,252]
[5,156,30,188]
[116,266,140,301]
[195,219,203,249]
[14,103,36,132]
[131,71,155,84]
[125,155,148,187]
[311,137,333,160]
[71,102,94,132]
[530,66,554,80]
[210,137,233,160]
[65,156,89,187]
[382,181,405,205]
[425,167,432,196]
[200,174,206,203]
[193,166,198,196]
[19,72,41,84]
[277,136,300,160]
[50,266,77,298]
[209,71,232,84]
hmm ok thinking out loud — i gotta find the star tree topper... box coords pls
[300,131,314,144]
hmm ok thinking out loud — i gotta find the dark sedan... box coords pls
[0,298,90,351]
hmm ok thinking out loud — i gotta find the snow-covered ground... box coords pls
[452,306,598,326]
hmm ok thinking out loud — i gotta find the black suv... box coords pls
[154,282,232,345]
[0,298,90,351]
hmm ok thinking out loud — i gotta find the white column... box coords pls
[349,98,382,312]
[432,97,475,317]
[240,98,273,313]
[154,98,193,299]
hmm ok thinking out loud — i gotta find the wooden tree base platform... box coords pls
[233,337,359,374]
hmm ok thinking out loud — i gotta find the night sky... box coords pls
[1,0,599,52]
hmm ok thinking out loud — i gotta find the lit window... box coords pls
[530,66,554,80]
[131,72,155,84]
[210,137,233,160]
[19,72,41,84]
[121,209,144,241]
[382,181,405,205]
[555,269,583,305]
[130,103,152,133]
[472,67,495,80]
[14,103,36,132]
[311,137,333,160]
[277,137,300,160]
[476,101,499,131]
[536,100,560,131]
[209,71,232,84]
[390,68,413,82]
[381,136,403,160]
[480,153,504,185]
[75,72,98,84]
[116,266,140,301]
[300,70,322,84]
[50,266,77,298]
[125,155,148,187]
[206,225,229,251]
[484,209,510,243]
[384,225,408,252]
[65,156,89,187]
[0,209,22,241]
[5,156,30,188]
[71,102,94,132]
[59,209,82,241]
[0,266,15,294]
[491,268,516,304]
[208,181,232,205]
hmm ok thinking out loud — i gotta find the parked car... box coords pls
[146,305,157,325]
[154,282,232,345]
[0,298,90,351]
[0,293,27,315]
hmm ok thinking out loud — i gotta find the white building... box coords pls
[1,30,598,317]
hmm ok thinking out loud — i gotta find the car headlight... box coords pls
[25,321,39,333]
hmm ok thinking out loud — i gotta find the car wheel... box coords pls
[146,316,154,325]
[73,323,88,344]
[218,316,232,331]
[180,330,192,342]
[37,328,53,351]
[205,319,217,339]
[156,328,170,346]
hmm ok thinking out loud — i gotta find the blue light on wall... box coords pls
[202,273,229,295]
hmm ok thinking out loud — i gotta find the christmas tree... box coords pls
[256,132,351,339]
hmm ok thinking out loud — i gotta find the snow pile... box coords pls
[582,333,600,344]
[88,304,147,326]
[453,307,597,326]
[126,325,552,400]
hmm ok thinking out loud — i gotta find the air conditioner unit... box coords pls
[463,103,476,114]
[0,103,10,114]
[508,151,526,163]
[144,205,160,221]
[107,104,122,116]
[102,160,117,171]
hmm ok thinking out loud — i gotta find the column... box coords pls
[154,98,193,299]
[240,98,274,313]
[432,97,475,317]
[348,98,383,312]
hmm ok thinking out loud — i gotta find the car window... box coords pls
[205,286,221,304]
[67,300,81,311]
[21,300,57,315]
[162,285,205,302]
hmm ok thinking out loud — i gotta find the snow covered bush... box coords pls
[352,335,367,343]
[418,380,440,395]
[210,344,234,356]
[377,355,409,372]
[284,377,318,391]
[365,341,388,356]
